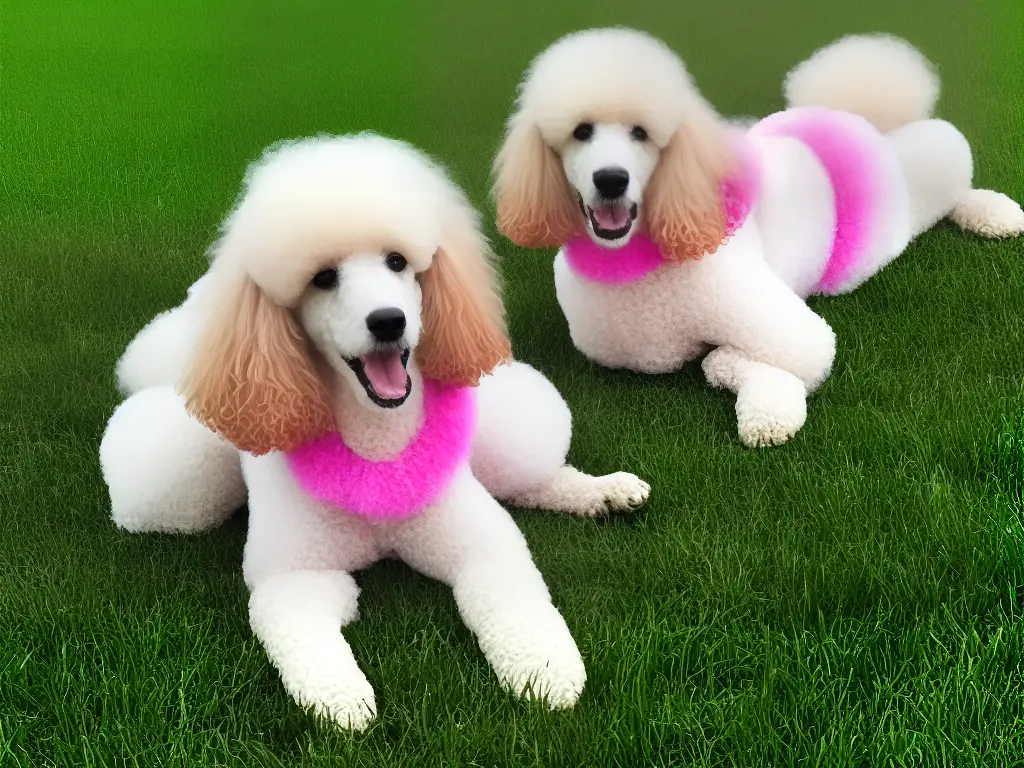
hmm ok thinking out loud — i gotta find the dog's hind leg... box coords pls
[888,119,1024,239]
[784,35,1023,242]
[470,361,649,516]
[100,386,245,533]
[949,189,1024,238]
[507,465,650,518]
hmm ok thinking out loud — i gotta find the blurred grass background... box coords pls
[1,0,1022,764]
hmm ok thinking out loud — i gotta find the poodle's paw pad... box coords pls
[735,370,807,448]
[951,189,1024,238]
[597,472,651,515]
[298,678,377,731]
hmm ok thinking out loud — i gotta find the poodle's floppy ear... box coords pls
[417,207,512,386]
[644,108,735,260]
[493,115,580,247]
[179,264,334,455]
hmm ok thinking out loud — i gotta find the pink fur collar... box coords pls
[563,137,761,284]
[563,231,664,284]
[285,379,476,520]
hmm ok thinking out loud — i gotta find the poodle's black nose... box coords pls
[366,308,406,342]
[593,167,629,199]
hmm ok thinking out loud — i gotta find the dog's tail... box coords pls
[783,34,940,133]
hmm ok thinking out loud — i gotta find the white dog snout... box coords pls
[558,122,660,246]
[299,252,423,367]
[561,123,658,207]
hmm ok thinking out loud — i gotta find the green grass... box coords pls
[2,0,1023,764]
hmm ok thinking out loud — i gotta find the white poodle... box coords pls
[100,134,651,729]
[493,29,1024,447]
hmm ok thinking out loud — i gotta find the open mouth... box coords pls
[344,348,412,408]
[578,195,638,240]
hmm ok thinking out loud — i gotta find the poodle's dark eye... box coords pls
[572,123,594,141]
[630,125,649,142]
[385,252,407,273]
[311,268,338,290]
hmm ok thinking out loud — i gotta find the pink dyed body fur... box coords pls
[286,379,476,519]
[750,107,899,295]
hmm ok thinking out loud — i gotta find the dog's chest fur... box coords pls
[553,247,716,373]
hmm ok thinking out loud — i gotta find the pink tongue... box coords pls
[361,351,408,399]
[592,204,629,230]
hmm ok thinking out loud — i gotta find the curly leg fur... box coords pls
[388,473,587,710]
[509,466,650,517]
[950,189,1024,238]
[887,121,1022,240]
[248,570,376,730]
[703,347,808,448]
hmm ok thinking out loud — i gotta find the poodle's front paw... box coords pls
[735,367,807,448]
[951,189,1024,238]
[599,472,651,514]
[501,644,587,711]
[296,673,377,731]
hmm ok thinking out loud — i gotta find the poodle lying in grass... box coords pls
[493,29,1024,448]
[100,134,650,729]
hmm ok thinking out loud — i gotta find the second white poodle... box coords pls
[493,29,1024,447]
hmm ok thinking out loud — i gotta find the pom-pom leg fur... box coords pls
[100,386,245,533]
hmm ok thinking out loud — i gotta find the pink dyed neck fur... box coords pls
[564,136,760,284]
[285,378,476,520]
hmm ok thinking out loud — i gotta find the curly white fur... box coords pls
[101,136,650,730]
[513,27,708,148]
[471,362,649,515]
[703,348,808,448]
[115,301,200,396]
